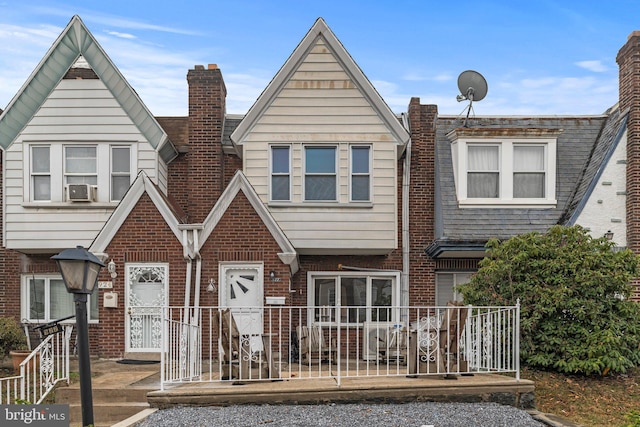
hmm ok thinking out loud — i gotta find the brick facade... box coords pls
[617,31,640,301]
[98,193,186,358]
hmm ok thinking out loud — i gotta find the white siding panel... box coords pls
[3,77,165,251]
[240,38,400,253]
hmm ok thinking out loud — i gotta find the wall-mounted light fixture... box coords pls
[604,230,614,241]
[206,278,216,293]
[269,271,281,282]
[107,259,117,279]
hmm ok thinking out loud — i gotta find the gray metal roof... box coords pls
[430,114,609,256]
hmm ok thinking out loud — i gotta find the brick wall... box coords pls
[617,31,640,301]
[98,193,186,358]
[186,64,227,223]
[407,98,438,305]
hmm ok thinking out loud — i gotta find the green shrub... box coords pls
[458,225,640,376]
[0,317,28,358]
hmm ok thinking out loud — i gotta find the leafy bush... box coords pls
[0,317,28,358]
[457,225,640,376]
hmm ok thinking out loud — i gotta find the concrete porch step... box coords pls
[56,386,153,403]
[67,401,151,427]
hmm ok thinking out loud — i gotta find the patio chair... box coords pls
[374,325,408,364]
[438,301,469,375]
[214,309,280,380]
[296,325,337,364]
[408,312,446,376]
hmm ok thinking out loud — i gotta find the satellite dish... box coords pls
[456,70,488,126]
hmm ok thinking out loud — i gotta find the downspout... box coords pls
[192,229,202,309]
[183,229,192,309]
[401,113,411,320]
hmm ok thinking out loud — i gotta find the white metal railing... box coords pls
[0,325,73,404]
[161,304,520,389]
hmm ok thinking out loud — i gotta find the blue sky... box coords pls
[0,1,637,116]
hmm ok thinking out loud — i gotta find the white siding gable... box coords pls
[238,30,406,255]
[5,77,165,252]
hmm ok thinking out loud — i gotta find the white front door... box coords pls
[219,264,264,351]
[126,264,168,353]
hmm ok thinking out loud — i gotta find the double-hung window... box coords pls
[436,272,472,306]
[23,275,98,323]
[271,146,290,201]
[350,146,371,201]
[26,143,134,203]
[467,145,499,198]
[64,146,97,186]
[309,272,399,324]
[513,145,545,198]
[111,146,131,201]
[305,146,336,201]
[31,146,51,201]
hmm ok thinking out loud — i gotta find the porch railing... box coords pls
[0,325,73,404]
[161,304,520,390]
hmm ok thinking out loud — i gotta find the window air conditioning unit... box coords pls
[66,184,97,202]
[363,322,404,361]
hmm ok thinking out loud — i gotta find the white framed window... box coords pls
[467,145,500,198]
[111,146,131,201]
[304,146,337,201]
[307,272,400,325]
[31,146,51,201]
[436,272,472,306]
[449,131,558,207]
[64,146,97,185]
[270,146,291,201]
[350,145,371,201]
[24,143,134,203]
[513,145,545,198]
[22,275,99,323]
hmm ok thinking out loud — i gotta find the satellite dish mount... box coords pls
[456,70,488,127]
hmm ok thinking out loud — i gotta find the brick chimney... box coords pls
[407,97,438,305]
[617,31,640,300]
[187,64,227,223]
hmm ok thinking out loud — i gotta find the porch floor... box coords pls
[147,360,535,410]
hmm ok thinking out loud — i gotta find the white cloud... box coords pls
[105,30,136,40]
[575,60,608,73]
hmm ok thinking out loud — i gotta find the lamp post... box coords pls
[52,246,105,427]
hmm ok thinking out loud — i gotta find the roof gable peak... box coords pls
[230,17,409,148]
[0,15,177,162]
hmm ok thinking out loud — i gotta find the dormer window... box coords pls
[448,128,560,208]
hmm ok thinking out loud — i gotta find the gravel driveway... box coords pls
[136,402,544,427]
